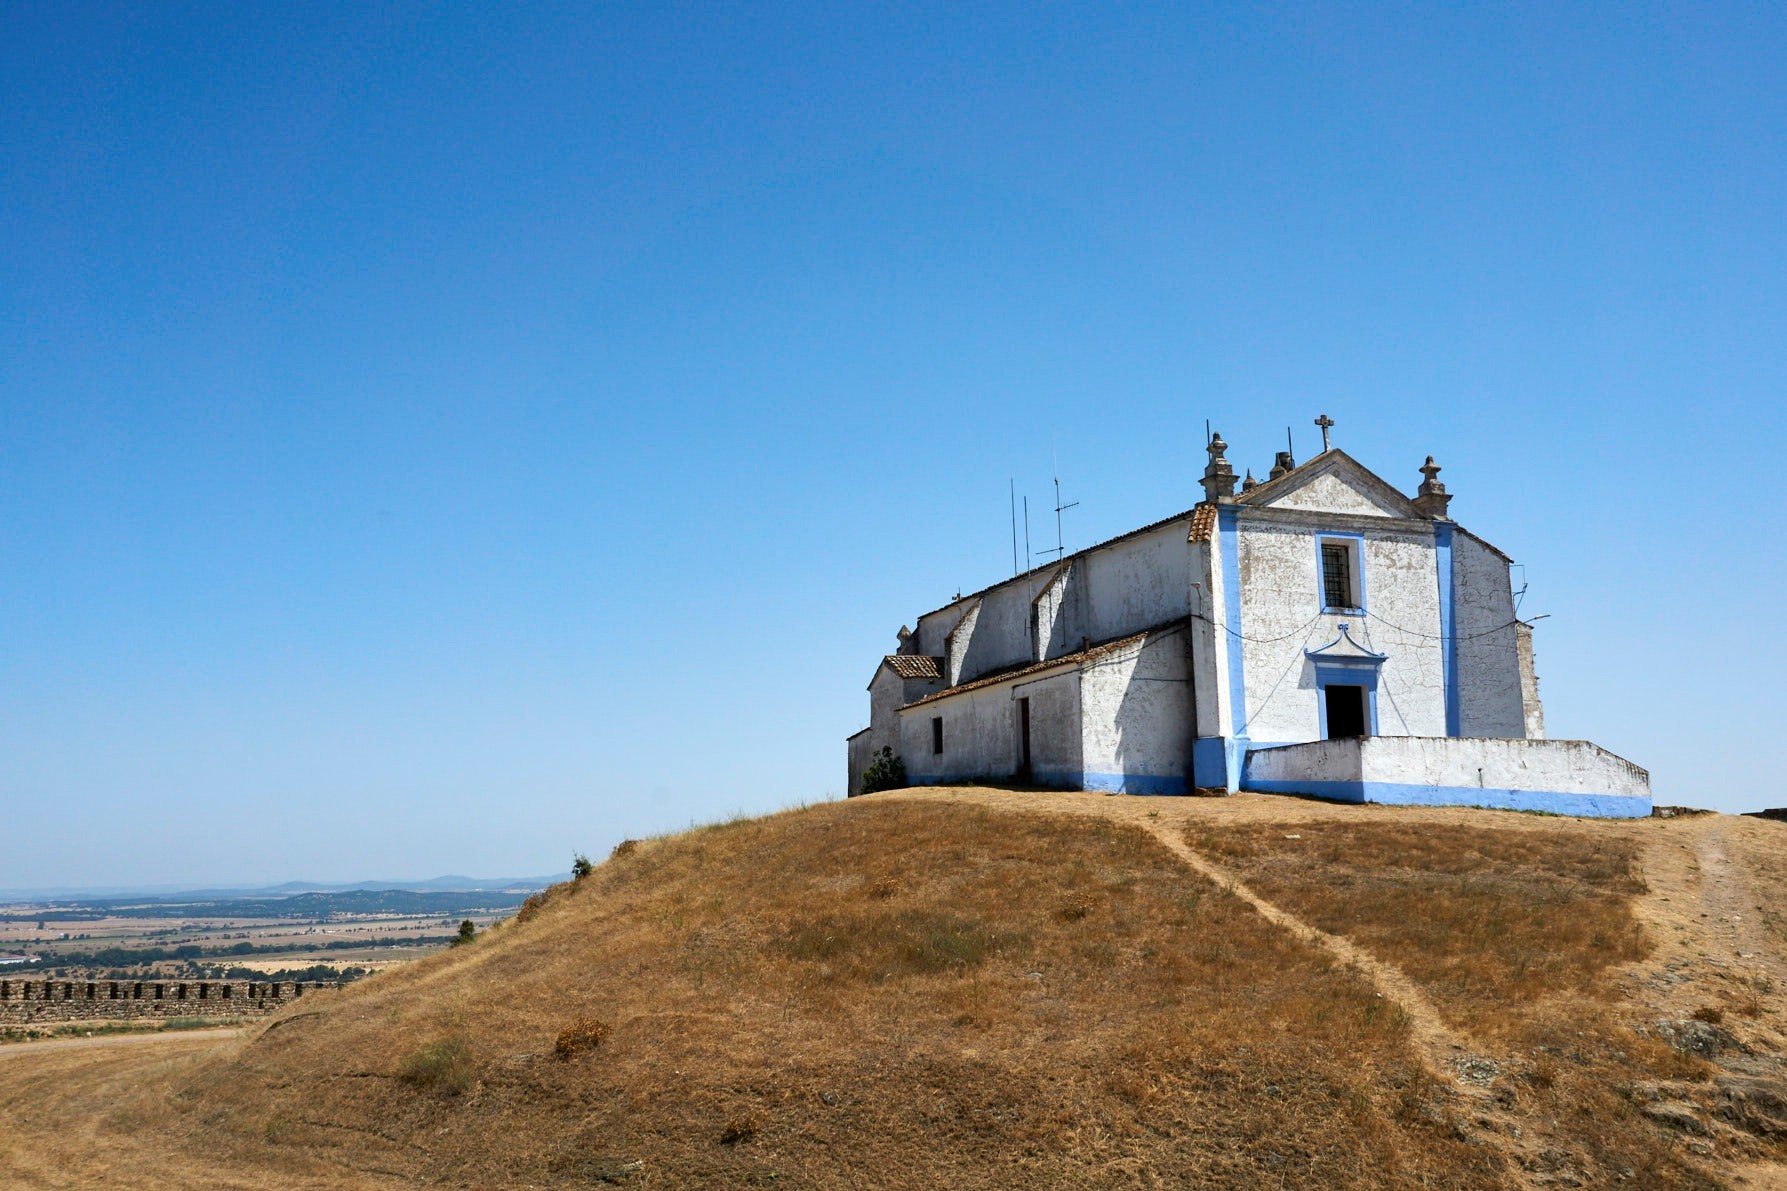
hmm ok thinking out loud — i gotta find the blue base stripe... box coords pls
[1081,771,1191,796]
[910,770,1188,795]
[1244,777,1650,819]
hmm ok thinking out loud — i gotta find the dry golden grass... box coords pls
[2,799,1511,1189]
[1196,818,1728,1187]
[1195,820,1651,1032]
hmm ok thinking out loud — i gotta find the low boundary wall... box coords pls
[0,979,328,1026]
[1243,736,1652,818]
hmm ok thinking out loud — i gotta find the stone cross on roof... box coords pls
[1315,413,1335,452]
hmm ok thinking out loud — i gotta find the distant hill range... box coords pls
[0,874,565,905]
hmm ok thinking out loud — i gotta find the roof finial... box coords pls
[1242,469,1259,492]
[1412,455,1452,519]
[1315,413,1335,452]
[1201,432,1238,504]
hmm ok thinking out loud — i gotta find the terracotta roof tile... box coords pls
[1189,503,1217,543]
[883,654,943,680]
[900,620,1187,710]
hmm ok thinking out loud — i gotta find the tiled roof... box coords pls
[882,654,943,680]
[1189,503,1217,543]
[900,620,1187,709]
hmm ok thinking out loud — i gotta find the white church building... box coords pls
[847,428,1652,817]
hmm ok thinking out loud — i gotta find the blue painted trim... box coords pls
[1082,771,1191,796]
[1192,737,1227,787]
[1243,776,1650,819]
[1306,624,1387,739]
[1313,670,1380,737]
[911,769,1189,795]
[1435,522,1459,737]
[1315,531,1368,614]
[1217,507,1249,792]
[1218,506,1247,737]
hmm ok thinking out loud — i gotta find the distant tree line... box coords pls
[0,888,535,924]
[18,934,456,970]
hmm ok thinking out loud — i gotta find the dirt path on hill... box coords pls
[886,786,1552,1186]
[886,786,1787,1186]
[1126,814,1486,1079]
[1613,815,1787,1060]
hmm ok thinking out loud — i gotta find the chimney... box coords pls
[1201,433,1239,504]
[1413,456,1452,519]
[1268,450,1295,481]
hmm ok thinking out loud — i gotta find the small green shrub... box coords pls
[400,1035,476,1094]
[860,746,906,795]
[571,853,594,879]
[451,920,477,947]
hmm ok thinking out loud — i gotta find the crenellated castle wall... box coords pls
[0,978,329,1025]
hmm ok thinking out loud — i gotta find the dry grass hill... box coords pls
[2,788,1785,1189]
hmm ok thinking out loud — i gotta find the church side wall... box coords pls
[846,730,872,796]
[957,575,1049,683]
[1080,631,1193,794]
[858,668,908,789]
[1516,623,1546,739]
[928,520,1194,690]
[1017,669,1084,786]
[916,602,973,659]
[1033,566,1073,661]
[1235,517,1446,745]
[943,601,981,684]
[899,669,1081,787]
[1077,522,1192,645]
[1452,532,1528,738]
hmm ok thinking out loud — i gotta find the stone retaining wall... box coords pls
[0,978,327,1025]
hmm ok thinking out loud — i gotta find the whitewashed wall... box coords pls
[1452,530,1528,737]
[1032,565,1072,660]
[1244,736,1651,816]
[920,516,1195,690]
[956,574,1048,681]
[846,730,873,796]
[1077,521,1193,644]
[900,667,1082,786]
[1014,668,1084,785]
[1080,631,1194,793]
[1234,515,1446,744]
[1516,622,1546,739]
[915,600,973,659]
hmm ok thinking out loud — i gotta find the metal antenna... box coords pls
[1286,425,1293,460]
[1205,418,1211,446]
[1023,496,1032,572]
[1049,438,1079,561]
[1009,479,1018,576]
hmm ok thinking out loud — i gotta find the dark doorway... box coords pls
[1017,697,1032,780]
[1324,684,1369,738]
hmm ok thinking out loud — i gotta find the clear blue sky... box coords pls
[4,4,1783,888]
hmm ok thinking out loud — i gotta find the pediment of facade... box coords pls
[1241,451,1424,519]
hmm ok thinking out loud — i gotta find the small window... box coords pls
[1320,539,1359,610]
[931,716,944,755]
